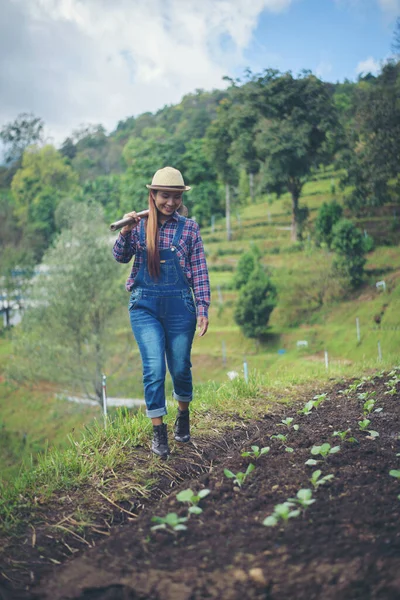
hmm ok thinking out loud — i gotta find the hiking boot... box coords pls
[174,408,190,443]
[152,423,170,458]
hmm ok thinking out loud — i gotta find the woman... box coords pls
[112,166,210,458]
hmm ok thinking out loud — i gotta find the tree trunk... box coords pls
[225,183,232,241]
[249,172,255,203]
[291,190,300,242]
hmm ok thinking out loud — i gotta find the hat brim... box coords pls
[146,184,191,192]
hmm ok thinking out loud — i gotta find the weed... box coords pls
[224,463,255,488]
[176,488,210,515]
[241,446,270,460]
[151,513,188,533]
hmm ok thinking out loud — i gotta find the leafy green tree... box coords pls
[234,266,277,339]
[340,62,400,213]
[314,200,343,247]
[233,247,261,289]
[11,145,79,254]
[331,219,367,287]
[9,201,125,402]
[0,113,44,164]
[251,70,339,240]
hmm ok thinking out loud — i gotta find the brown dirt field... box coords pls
[1,370,400,600]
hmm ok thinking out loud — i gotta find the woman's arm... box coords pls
[190,225,210,336]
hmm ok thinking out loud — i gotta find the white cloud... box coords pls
[356,56,381,75]
[377,0,400,16]
[315,61,333,79]
[1,0,294,144]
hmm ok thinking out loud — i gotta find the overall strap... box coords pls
[171,216,186,248]
[139,218,146,247]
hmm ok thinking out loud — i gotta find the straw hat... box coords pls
[146,166,191,192]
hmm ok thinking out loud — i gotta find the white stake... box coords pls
[102,373,108,426]
[324,350,329,370]
[243,360,249,384]
[378,341,382,362]
[356,317,361,344]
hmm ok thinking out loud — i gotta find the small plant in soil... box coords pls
[332,428,358,443]
[305,444,340,465]
[176,488,210,515]
[288,488,316,509]
[298,400,316,416]
[310,470,334,489]
[357,391,376,403]
[312,393,328,407]
[270,433,294,453]
[224,463,255,487]
[241,445,270,459]
[389,470,400,499]
[385,374,400,395]
[278,417,299,431]
[263,502,300,527]
[362,399,377,415]
[151,513,188,533]
[358,419,379,438]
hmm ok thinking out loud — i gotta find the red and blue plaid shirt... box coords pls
[112,212,210,318]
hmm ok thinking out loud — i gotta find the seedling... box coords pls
[363,399,376,415]
[389,470,400,500]
[312,393,327,407]
[263,501,300,527]
[357,391,376,402]
[385,375,400,395]
[298,400,316,416]
[310,470,334,489]
[224,463,255,487]
[278,417,299,431]
[288,488,316,509]
[332,429,357,443]
[310,443,340,459]
[358,419,379,438]
[270,433,294,453]
[151,513,188,533]
[241,445,270,460]
[176,488,210,515]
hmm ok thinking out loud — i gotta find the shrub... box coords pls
[234,266,277,339]
[331,218,367,287]
[314,200,343,248]
[233,246,260,289]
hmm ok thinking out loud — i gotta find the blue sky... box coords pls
[0,0,398,144]
[244,0,397,81]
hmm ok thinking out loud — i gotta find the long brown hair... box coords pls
[146,192,160,278]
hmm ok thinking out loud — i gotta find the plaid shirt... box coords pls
[112,212,210,318]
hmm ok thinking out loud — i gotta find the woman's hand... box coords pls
[197,316,209,337]
[121,211,141,235]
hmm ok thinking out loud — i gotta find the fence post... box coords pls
[324,350,329,370]
[243,359,249,384]
[356,317,361,344]
[102,373,108,426]
[377,341,382,362]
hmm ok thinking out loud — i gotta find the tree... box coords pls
[233,246,261,289]
[234,266,277,339]
[331,219,367,287]
[340,62,400,214]
[11,145,79,254]
[314,200,343,248]
[251,70,339,240]
[9,201,126,402]
[0,113,44,164]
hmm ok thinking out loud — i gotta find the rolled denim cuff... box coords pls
[146,406,168,418]
[173,391,192,403]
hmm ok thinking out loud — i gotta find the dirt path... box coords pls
[2,370,400,600]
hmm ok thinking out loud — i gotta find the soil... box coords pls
[1,369,400,600]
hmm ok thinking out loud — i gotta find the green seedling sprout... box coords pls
[176,488,210,515]
[298,400,316,416]
[306,444,340,465]
[151,513,188,533]
[310,470,334,489]
[312,393,327,407]
[389,470,400,500]
[278,417,299,431]
[224,463,255,488]
[358,419,379,438]
[332,429,358,443]
[263,502,300,527]
[241,445,270,460]
[288,488,316,509]
[363,399,376,415]
[270,433,294,453]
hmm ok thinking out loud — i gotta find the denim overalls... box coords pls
[129,217,197,418]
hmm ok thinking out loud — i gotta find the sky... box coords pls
[0,0,399,146]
